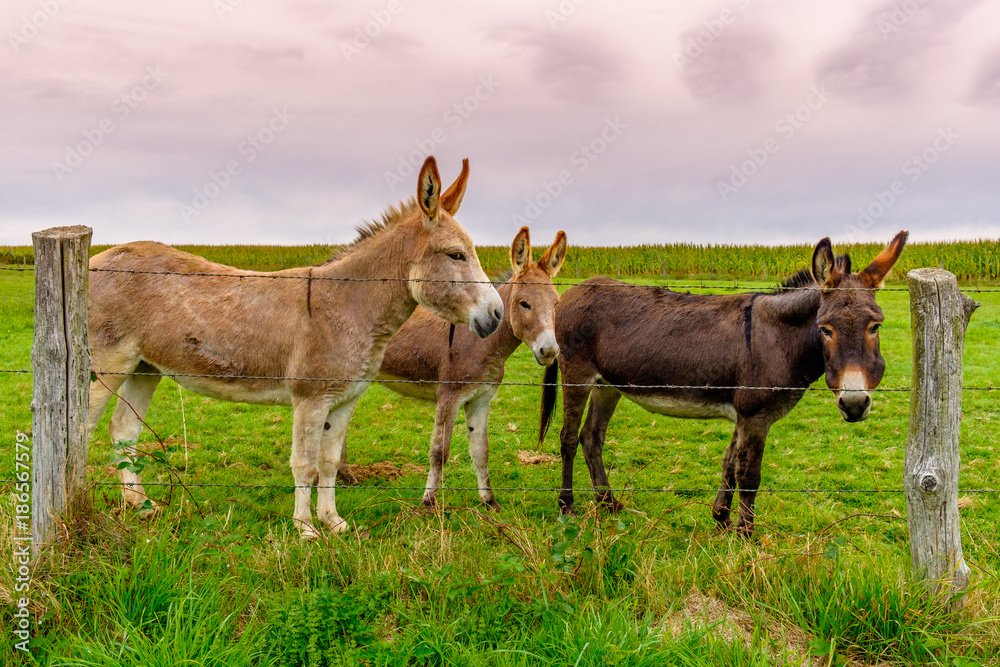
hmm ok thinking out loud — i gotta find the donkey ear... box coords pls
[440,159,469,216]
[510,227,531,278]
[538,231,567,277]
[859,230,908,288]
[811,237,841,288]
[417,156,441,227]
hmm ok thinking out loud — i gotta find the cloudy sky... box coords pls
[2,0,998,248]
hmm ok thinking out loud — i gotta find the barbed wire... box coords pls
[2,367,999,392]
[5,262,1000,292]
[0,264,990,292]
[0,478,997,494]
[82,267,905,291]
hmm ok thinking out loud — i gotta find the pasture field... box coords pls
[1,248,999,665]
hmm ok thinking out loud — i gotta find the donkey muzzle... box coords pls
[838,391,871,422]
[470,296,503,338]
[836,369,872,422]
[531,330,559,366]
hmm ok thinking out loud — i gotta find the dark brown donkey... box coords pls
[377,227,566,508]
[539,232,907,534]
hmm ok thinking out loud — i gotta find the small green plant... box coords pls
[265,587,375,667]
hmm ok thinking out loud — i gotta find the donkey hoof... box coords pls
[714,516,734,531]
[123,492,153,510]
[484,498,501,511]
[596,493,622,513]
[326,517,349,534]
[137,503,161,519]
[299,524,322,541]
[125,496,159,516]
[416,499,436,515]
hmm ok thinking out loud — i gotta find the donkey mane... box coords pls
[327,197,421,263]
[771,253,852,293]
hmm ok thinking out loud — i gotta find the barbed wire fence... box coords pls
[3,226,993,601]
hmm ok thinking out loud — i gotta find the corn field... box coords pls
[3,240,999,280]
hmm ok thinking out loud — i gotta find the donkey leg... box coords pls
[88,347,141,441]
[712,429,739,529]
[580,386,622,511]
[290,397,329,539]
[108,370,162,509]
[733,417,771,536]
[88,374,125,444]
[333,423,357,486]
[464,391,499,509]
[422,394,461,509]
[315,396,361,534]
[558,382,590,514]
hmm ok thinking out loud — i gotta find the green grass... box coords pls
[1,247,999,665]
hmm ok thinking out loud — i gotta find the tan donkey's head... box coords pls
[407,157,503,337]
[507,227,566,366]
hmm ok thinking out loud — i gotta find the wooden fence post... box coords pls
[904,268,978,604]
[31,226,92,554]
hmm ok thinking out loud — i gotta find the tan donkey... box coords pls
[87,157,504,537]
[377,227,566,508]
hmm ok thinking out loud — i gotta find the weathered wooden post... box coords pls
[904,268,978,604]
[31,226,92,554]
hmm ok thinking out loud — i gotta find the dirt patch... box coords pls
[163,436,202,450]
[516,450,560,465]
[661,591,854,667]
[342,461,425,484]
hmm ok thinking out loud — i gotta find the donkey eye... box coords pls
[819,326,834,339]
[870,323,881,335]
[520,300,531,310]
[447,252,466,262]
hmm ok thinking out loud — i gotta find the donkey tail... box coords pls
[539,362,560,444]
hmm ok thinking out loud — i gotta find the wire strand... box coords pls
[87,266,907,291]
[3,367,1000,391]
[0,478,997,494]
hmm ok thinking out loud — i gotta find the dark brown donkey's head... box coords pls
[811,231,908,422]
[507,227,567,366]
